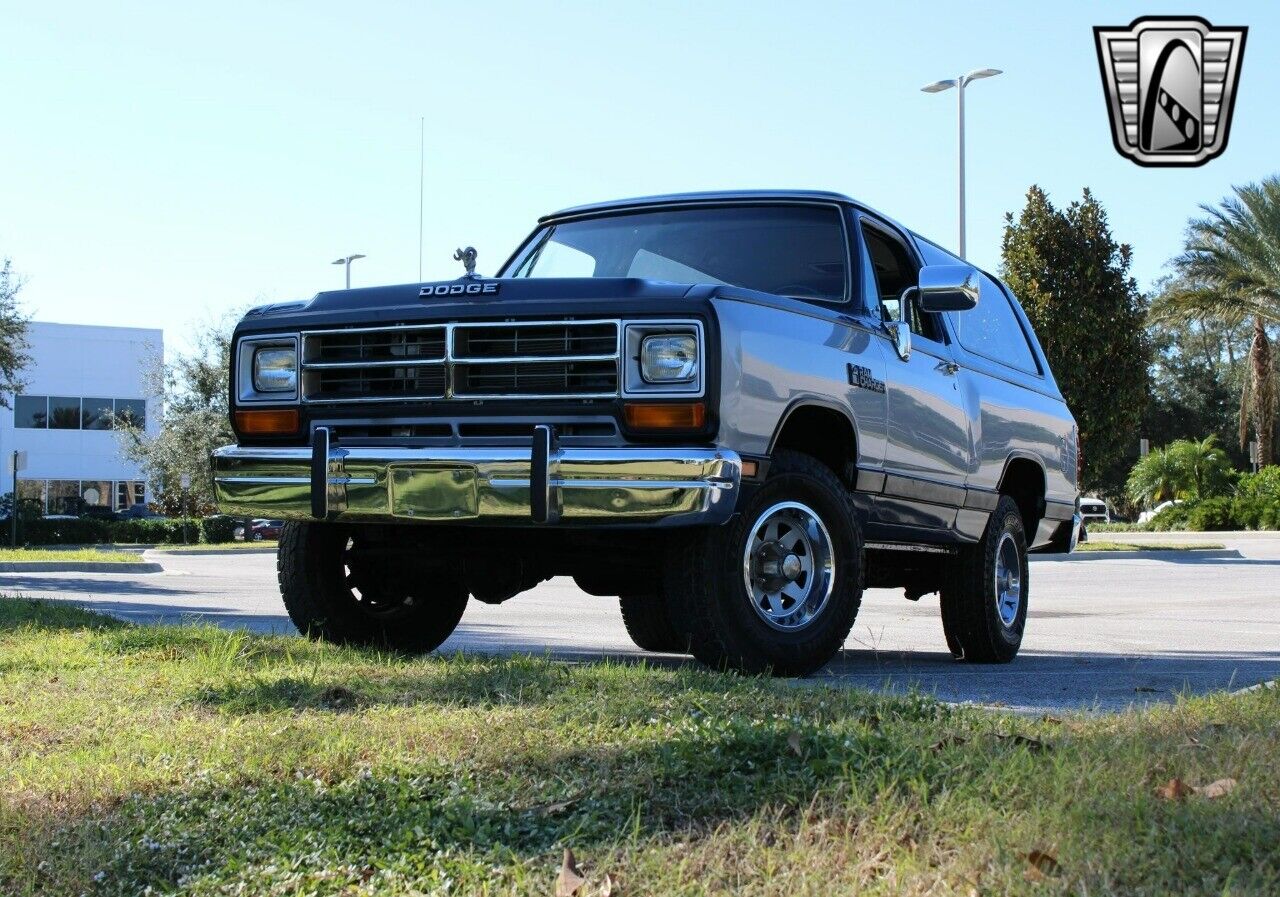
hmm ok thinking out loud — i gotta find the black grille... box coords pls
[309,364,447,401]
[453,323,616,359]
[300,320,619,402]
[454,360,618,396]
[309,327,445,364]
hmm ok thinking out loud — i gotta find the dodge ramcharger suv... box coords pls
[213,191,1081,676]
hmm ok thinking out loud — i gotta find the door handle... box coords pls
[937,361,960,376]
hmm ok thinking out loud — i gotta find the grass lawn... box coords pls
[1,597,1276,896]
[0,547,141,564]
[1077,541,1226,552]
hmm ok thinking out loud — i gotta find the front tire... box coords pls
[940,495,1028,663]
[278,521,468,653]
[668,450,863,676]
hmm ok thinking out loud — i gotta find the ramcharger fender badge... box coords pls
[421,281,500,297]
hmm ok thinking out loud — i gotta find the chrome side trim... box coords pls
[865,541,956,554]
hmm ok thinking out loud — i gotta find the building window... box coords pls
[12,395,147,430]
[48,397,82,430]
[116,481,146,511]
[16,479,45,512]
[81,480,113,508]
[14,395,48,429]
[14,478,148,515]
[82,397,115,430]
[46,480,81,515]
[114,398,146,429]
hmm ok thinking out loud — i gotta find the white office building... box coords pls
[2,322,162,514]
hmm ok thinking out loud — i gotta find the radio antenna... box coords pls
[417,116,425,282]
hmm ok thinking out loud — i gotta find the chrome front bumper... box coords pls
[211,426,741,527]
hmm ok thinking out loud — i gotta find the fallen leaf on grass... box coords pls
[1158,778,1193,800]
[1194,778,1237,799]
[930,735,967,752]
[529,794,582,816]
[599,872,618,896]
[1158,777,1237,800]
[787,731,803,755]
[1024,848,1061,881]
[556,849,587,897]
[996,733,1050,752]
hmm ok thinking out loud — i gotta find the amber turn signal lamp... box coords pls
[623,401,706,430]
[741,460,759,478]
[235,408,300,435]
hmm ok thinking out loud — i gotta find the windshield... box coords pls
[505,204,849,302]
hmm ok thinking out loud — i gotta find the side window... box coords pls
[948,275,1040,373]
[859,223,941,342]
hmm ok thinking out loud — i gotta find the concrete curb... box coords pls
[1235,680,1276,694]
[0,561,164,573]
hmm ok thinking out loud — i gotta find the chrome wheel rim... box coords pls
[344,536,415,618]
[742,501,836,632]
[994,532,1022,627]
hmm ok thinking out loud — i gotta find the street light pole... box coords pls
[331,253,366,289]
[921,68,1002,259]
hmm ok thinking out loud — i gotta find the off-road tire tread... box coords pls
[278,521,467,653]
[666,449,863,676]
[939,495,1026,664]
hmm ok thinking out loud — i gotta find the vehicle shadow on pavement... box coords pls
[815,647,1280,712]
[0,575,195,597]
[1044,551,1280,566]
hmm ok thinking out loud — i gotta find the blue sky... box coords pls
[2,1,1276,353]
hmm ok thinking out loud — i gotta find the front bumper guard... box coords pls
[212,426,741,527]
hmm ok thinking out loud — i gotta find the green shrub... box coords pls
[1235,466,1280,501]
[199,516,238,544]
[1186,496,1236,531]
[19,517,110,545]
[1147,502,1189,531]
[106,518,201,544]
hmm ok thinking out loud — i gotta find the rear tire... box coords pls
[940,495,1028,663]
[618,592,687,653]
[278,521,468,653]
[667,450,863,676]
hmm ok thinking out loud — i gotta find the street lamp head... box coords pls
[921,78,957,93]
[331,258,345,265]
[349,254,366,261]
[964,67,1003,82]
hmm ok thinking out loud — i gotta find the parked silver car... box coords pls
[213,191,1081,675]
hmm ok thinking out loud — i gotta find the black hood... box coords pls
[236,277,716,336]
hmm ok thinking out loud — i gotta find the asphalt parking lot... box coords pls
[4,531,1277,714]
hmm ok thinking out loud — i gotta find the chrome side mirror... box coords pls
[917,264,981,312]
[886,318,911,361]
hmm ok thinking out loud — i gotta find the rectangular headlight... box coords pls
[252,346,298,393]
[640,334,698,383]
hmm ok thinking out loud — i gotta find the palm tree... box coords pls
[1126,445,1185,505]
[1151,176,1280,467]
[1168,434,1234,499]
